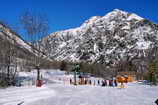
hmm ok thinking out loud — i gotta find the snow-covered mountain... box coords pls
[0,22,49,65]
[0,22,50,61]
[43,9,158,65]
[0,23,33,53]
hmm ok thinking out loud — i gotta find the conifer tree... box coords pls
[148,60,158,85]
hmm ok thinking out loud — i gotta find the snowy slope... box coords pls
[42,9,158,66]
[0,86,55,105]
[0,22,50,61]
[0,23,33,53]
[30,83,158,105]
[0,70,158,105]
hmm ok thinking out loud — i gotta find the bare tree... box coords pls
[0,23,18,86]
[20,11,49,83]
[20,11,49,67]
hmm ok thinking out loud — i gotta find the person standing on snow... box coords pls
[94,80,96,86]
[109,80,112,86]
[98,80,100,85]
[114,79,118,87]
[70,78,72,84]
[89,80,92,85]
[101,80,105,86]
[155,99,158,105]
[105,80,107,86]
[112,77,117,87]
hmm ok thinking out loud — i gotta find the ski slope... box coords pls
[0,86,55,105]
[24,83,158,105]
[0,70,158,105]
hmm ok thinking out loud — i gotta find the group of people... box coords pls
[69,78,118,87]
[100,79,118,87]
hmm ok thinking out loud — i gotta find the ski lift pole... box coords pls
[73,64,80,85]
[35,65,41,87]
[36,65,40,81]
[74,70,77,85]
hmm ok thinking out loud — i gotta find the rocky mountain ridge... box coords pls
[43,9,158,67]
[0,22,50,67]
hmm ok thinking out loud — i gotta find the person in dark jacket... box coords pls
[155,99,158,105]
[89,80,92,85]
[98,80,100,85]
[85,79,87,85]
[70,78,72,84]
[114,79,118,87]
[109,80,113,86]
[102,80,105,86]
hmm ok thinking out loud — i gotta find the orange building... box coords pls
[116,71,137,82]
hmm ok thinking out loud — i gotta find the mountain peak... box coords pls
[109,9,128,15]
[103,9,143,21]
[113,9,143,21]
[113,9,126,12]
[44,9,156,64]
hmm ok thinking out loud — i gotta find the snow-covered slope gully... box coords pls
[43,9,158,65]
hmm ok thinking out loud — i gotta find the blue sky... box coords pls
[0,0,158,38]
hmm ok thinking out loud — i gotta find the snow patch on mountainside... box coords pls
[127,13,143,21]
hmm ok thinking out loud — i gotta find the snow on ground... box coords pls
[0,86,55,105]
[30,83,158,105]
[0,70,158,105]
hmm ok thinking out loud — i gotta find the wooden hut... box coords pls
[117,71,137,82]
